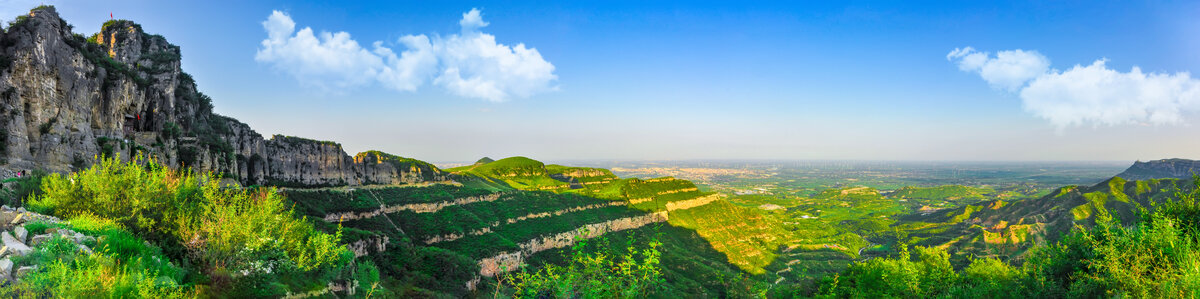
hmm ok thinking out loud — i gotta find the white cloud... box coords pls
[947,47,1049,91]
[1021,60,1200,127]
[951,47,1200,129]
[255,11,383,90]
[255,8,556,101]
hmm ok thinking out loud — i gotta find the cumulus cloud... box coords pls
[947,47,1049,91]
[950,47,1200,129]
[255,8,556,102]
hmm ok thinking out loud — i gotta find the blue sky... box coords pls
[11,0,1200,162]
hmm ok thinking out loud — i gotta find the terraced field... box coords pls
[282,157,765,295]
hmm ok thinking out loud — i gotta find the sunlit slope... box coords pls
[900,177,1193,261]
[446,157,709,206]
[447,156,571,191]
[283,156,814,294]
[448,157,802,273]
[666,200,792,274]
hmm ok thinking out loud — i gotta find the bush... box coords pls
[501,232,665,298]
[814,178,1200,298]
[0,169,46,206]
[1,216,192,298]
[26,156,352,296]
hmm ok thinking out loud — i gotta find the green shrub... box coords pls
[27,156,352,296]
[502,233,665,298]
[814,178,1200,298]
[0,169,46,206]
[1,215,192,298]
[38,117,56,134]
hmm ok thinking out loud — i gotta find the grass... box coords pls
[21,156,352,297]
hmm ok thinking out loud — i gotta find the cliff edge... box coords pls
[0,6,445,186]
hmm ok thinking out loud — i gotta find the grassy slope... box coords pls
[284,156,803,295]
[899,177,1192,264]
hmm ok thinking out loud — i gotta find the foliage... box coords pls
[162,121,181,139]
[813,178,1200,298]
[38,116,56,134]
[502,233,665,298]
[1,216,194,298]
[25,156,352,296]
[1,169,45,206]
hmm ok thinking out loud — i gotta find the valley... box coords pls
[0,4,1197,298]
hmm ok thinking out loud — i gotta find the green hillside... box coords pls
[448,157,570,191]
[897,177,1193,264]
[278,155,781,296]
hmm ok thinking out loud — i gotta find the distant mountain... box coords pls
[905,175,1193,262]
[1116,158,1200,180]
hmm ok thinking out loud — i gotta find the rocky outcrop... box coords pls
[0,6,445,187]
[323,193,504,222]
[665,194,720,211]
[0,205,80,283]
[346,235,389,258]
[1116,158,1200,181]
[423,200,628,244]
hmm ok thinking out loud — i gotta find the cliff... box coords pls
[0,6,445,186]
[1116,158,1200,181]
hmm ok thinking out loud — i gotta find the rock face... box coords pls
[0,7,445,187]
[1116,158,1200,181]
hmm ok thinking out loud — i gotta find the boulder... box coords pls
[14,226,27,243]
[28,234,51,246]
[0,258,11,282]
[1,232,31,256]
[15,265,36,279]
[0,211,16,228]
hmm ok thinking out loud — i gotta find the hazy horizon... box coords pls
[15,1,1200,162]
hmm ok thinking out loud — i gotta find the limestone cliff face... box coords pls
[0,7,445,186]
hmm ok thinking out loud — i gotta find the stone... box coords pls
[0,258,11,281]
[77,244,92,255]
[1,232,31,256]
[0,212,15,227]
[15,265,36,279]
[28,234,51,246]
[14,226,27,243]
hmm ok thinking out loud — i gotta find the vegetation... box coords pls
[502,233,665,298]
[0,169,45,206]
[18,156,353,297]
[1,216,194,298]
[812,178,1200,298]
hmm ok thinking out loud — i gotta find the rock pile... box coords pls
[0,205,94,284]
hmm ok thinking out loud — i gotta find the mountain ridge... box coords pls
[1116,158,1200,180]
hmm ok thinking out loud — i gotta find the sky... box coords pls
[6,0,1200,162]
